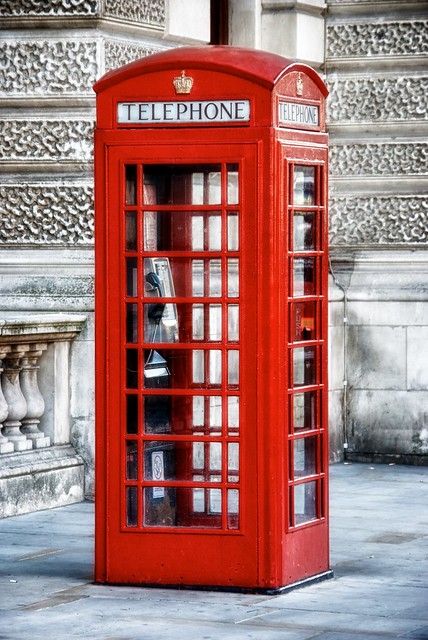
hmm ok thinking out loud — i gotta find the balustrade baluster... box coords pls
[1,345,33,452]
[0,346,15,454]
[20,344,50,449]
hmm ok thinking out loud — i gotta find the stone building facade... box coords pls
[0,0,426,516]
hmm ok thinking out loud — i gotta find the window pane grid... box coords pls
[123,162,241,531]
[286,162,325,531]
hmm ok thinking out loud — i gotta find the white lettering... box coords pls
[278,101,319,127]
[117,100,251,124]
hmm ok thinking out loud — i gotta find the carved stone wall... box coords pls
[328,76,428,123]
[330,143,428,176]
[329,196,428,245]
[0,0,99,17]
[104,0,165,27]
[326,1,428,464]
[104,40,164,72]
[0,120,93,162]
[327,20,428,58]
[0,40,98,96]
[0,185,94,245]
[326,4,428,248]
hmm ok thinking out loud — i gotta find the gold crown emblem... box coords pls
[173,70,193,94]
[296,72,304,96]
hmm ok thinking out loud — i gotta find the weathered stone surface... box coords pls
[0,40,98,96]
[407,327,428,391]
[348,390,428,457]
[0,0,99,17]
[327,20,428,58]
[330,142,428,177]
[329,389,344,462]
[347,326,406,391]
[329,196,428,245]
[329,325,344,391]
[104,0,165,27]
[104,39,163,72]
[0,120,93,162]
[0,184,94,245]
[328,76,428,123]
[0,445,84,518]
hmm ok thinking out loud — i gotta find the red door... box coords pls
[96,138,260,587]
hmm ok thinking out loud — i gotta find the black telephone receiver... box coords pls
[145,272,166,322]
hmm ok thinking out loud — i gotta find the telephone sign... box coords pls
[94,46,331,592]
[118,100,250,124]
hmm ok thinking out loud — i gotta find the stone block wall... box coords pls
[0,0,180,501]
[326,0,428,463]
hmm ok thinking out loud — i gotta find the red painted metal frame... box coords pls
[94,46,329,591]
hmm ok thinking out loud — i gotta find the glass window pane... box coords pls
[228,442,239,481]
[207,171,221,204]
[126,441,138,480]
[209,442,222,471]
[126,394,139,434]
[209,350,222,384]
[208,215,222,250]
[125,211,137,251]
[143,164,222,205]
[293,437,317,478]
[126,258,138,297]
[292,301,316,342]
[209,488,222,514]
[143,210,157,251]
[126,486,138,527]
[293,258,315,297]
[143,486,177,527]
[192,304,204,340]
[227,214,239,250]
[294,166,315,205]
[126,349,138,389]
[209,259,222,296]
[228,396,239,435]
[143,441,182,481]
[227,489,239,529]
[193,350,205,384]
[228,259,239,297]
[125,165,137,205]
[193,396,204,428]
[209,304,222,341]
[228,350,239,386]
[293,392,316,431]
[227,164,239,204]
[144,349,171,388]
[192,260,204,296]
[126,303,138,343]
[144,395,172,434]
[209,396,222,432]
[293,347,316,387]
[228,305,239,341]
[191,216,204,251]
[294,481,317,525]
[294,212,315,251]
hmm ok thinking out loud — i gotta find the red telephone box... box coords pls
[94,46,330,592]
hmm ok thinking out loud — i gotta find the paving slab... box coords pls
[0,462,427,640]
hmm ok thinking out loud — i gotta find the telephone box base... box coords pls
[94,570,334,595]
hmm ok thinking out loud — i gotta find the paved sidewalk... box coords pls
[0,463,427,640]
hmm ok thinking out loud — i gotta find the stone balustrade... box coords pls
[0,314,86,455]
[0,314,87,517]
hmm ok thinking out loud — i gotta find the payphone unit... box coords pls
[94,46,330,591]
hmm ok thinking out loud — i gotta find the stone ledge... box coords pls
[0,444,83,479]
[0,314,87,343]
[0,444,84,518]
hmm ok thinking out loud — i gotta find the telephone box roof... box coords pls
[94,45,328,96]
